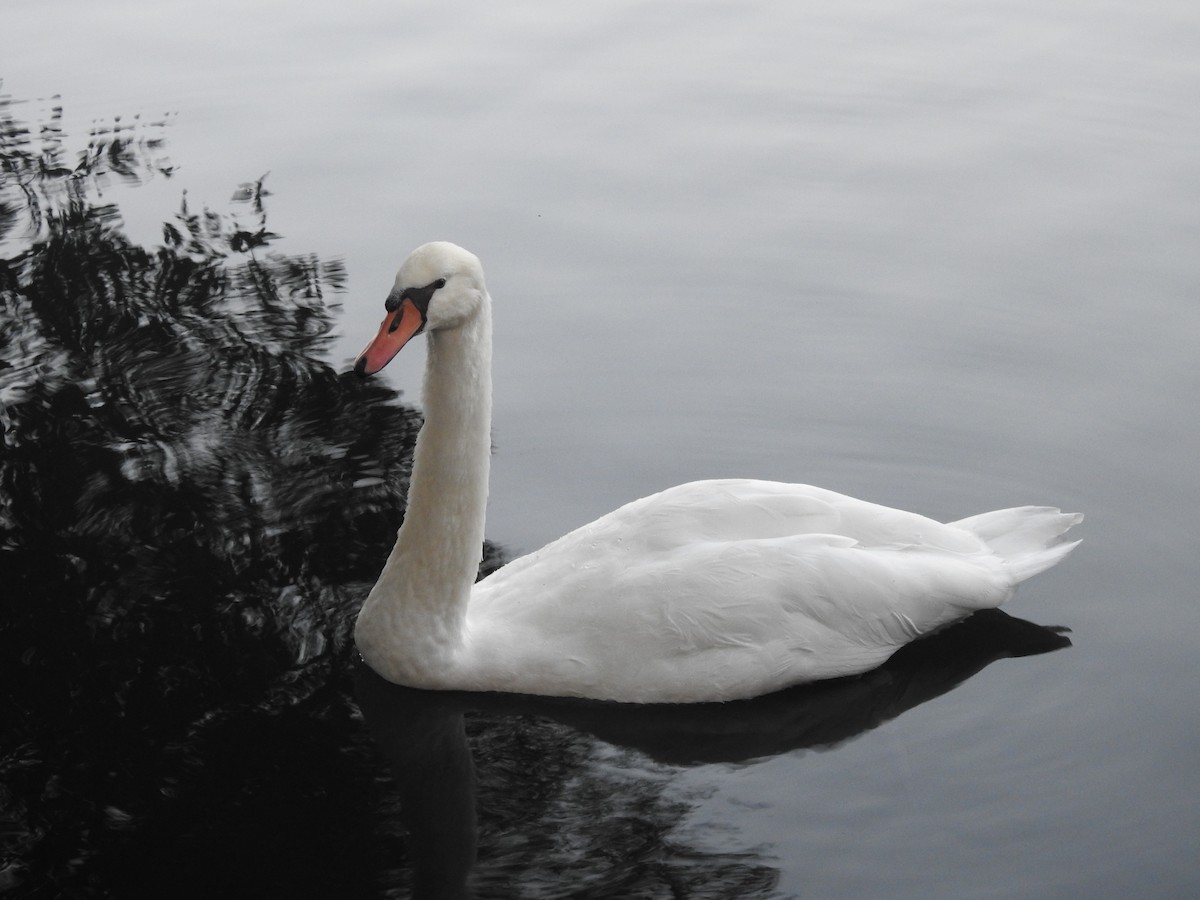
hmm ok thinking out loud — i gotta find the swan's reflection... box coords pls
[355,609,1069,897]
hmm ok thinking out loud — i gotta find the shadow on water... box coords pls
[0,92,1070,898]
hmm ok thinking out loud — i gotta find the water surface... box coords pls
[3,1,1199,897]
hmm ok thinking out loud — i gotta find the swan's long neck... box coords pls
[356,298,492,684]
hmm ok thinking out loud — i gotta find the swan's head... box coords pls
[354,241,487,377]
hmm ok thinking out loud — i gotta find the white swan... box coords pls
[353,241,1081,704]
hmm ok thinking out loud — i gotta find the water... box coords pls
[3,1,1199,896]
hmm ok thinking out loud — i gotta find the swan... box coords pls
[352,241,1081,704]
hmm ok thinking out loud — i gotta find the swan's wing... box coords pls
[480,532,1005,649]
[466,526,1009,702]
[486,479,985,587]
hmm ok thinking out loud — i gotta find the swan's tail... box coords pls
[951,506,1083,584]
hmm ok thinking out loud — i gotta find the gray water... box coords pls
[6,1,1199,896]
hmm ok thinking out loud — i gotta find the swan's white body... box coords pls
[354,242,1081,703]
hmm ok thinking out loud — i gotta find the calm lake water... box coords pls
[3,1,1199,897]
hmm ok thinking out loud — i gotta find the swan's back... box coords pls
[458,481,1080,702]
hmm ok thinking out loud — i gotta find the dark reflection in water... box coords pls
[356,609,1070,898]
[1,93,420,897]
[0,94,1070,899]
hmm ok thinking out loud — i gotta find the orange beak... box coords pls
[354,297,425,377]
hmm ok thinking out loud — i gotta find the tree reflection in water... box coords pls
[1,92,418,897]
[0,93,1070,898]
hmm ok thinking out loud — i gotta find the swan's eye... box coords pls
[386,278,447,315]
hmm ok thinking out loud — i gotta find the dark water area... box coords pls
[0,96,413,896]
[0,96,1082,898]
